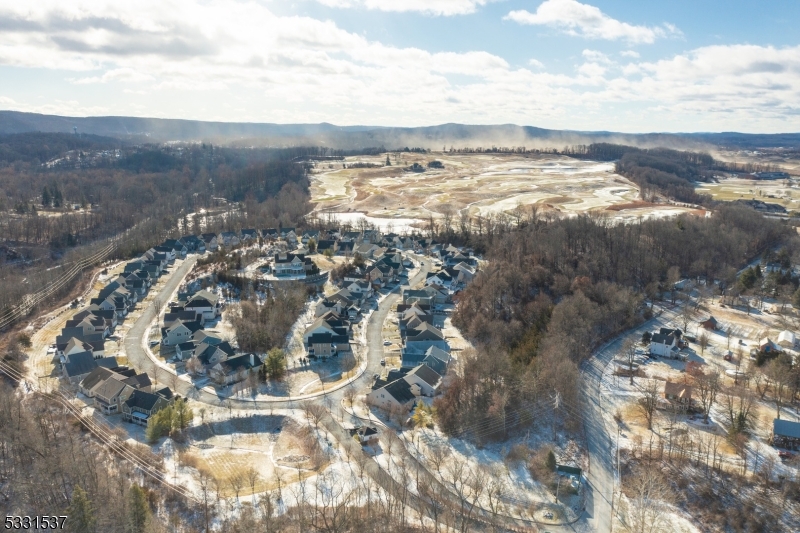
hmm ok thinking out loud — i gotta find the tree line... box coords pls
[434,205,793,442]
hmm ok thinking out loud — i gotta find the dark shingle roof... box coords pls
[383,379,416,405]
[406,364,441,387]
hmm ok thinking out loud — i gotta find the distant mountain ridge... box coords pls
[1,110,799,150]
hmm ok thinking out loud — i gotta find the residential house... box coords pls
[184,290,222,320]
[219,231,240,247]
[400,346,451,376]
[367,378,417,411]
[337,240,355,256]
[62,352,117,385]
[261,228,279,241]
[774,418,800,448]
[161,319,203,346]
[402,289,434,307]
[307,333,335,357]
[122,389,172,426]
[195,341,235,368]
[760,337,777,353]
[201,233,219,251]
[273,253,307,276]
[209,353,259,385]
[664,381,693,411]
[240,228,258,242]
[650,332,678,358]
[404,323,448,354]
[303,313,350,345]
[402,364,442,397]
[91,376,134,414]
[175,341,196,361]
[301,229,320,244]
[79,367,116,397]
[164,310,203,327]
[355,243,380,259]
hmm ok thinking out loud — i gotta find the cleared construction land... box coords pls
[310,152,698,229]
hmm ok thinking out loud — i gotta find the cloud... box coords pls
[620,50,639,58]
[72,67,154,84]
[0,1,797,132]
[505,0,680,44]
[315,0,493,16]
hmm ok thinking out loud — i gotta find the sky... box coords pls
[0,0,799,133]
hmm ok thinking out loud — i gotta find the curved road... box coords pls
[124,253,431,409]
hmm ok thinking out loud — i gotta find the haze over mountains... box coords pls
[2,110,799,150]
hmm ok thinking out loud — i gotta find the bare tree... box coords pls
[637,379,661,431]
[721,386,756,435]
[698,332,709,356]
[246,466,261,502]
[766,356,792,419]
[622,338,638,386]
[623,464,675,533]
[693,368,720,424]
[229,472,244,502]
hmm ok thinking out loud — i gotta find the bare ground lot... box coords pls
[310,152,697,230]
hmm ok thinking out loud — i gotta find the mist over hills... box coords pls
[2,110,799,150]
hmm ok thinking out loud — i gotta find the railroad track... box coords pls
[0,358,198,503]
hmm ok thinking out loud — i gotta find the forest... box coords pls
[435,205,793,441]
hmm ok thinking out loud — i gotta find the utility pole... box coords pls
[552,392,561,441]
[610,424,621,533]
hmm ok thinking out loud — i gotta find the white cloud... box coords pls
[620,50,640,58]
[315,0,492,16]
[582,49,611,64]
[72,68,154,84]
[0,1,797,131]
[505,0,680,44]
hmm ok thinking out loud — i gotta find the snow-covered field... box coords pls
[309,152,698,229]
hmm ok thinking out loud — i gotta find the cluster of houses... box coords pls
[59,236,203,425]
[161,285,263,386]
[365,244,478,414]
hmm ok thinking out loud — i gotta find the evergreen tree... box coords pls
[546,449,557,471]
[67,485,96,533]
[42,186,51,207]
[264,348,287,380]
[172,397,194,432]
[127,484,150,533]
[385,155,391,166]
[52,186,63,208]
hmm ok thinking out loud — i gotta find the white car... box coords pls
[383,340,392,346]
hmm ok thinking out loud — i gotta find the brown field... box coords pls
[310,152,699,230]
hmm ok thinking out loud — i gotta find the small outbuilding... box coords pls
[778,330,796,349]
[699,316,718,331]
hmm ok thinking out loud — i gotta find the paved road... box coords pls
[578,306,678,533]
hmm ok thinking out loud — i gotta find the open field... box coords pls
[310,152,698,230]
[697,177,800,209]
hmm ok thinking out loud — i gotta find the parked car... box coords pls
[779,451,794,460]
[380,359,386,366]
[383,340,392,346]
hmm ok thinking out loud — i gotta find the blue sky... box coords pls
[0,0,799,132]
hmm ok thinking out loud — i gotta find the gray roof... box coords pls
[383,379,416,405]
[774,418,800,439]
[80,367,115,391]
[406,364,441,387]
[63,351,98,377]
[651,333,675,345]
